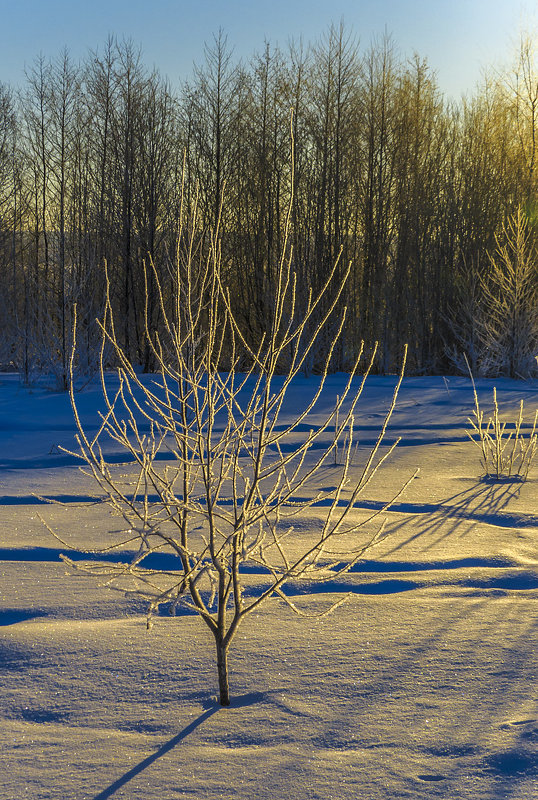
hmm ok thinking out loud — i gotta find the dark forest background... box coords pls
[1,25,537,385]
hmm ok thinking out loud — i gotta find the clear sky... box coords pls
[1,0,536,100]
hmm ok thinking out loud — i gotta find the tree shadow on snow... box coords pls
[91,707,218,799]
[384,479,529,554]
[91,692,264,800]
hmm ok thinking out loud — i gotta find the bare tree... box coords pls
[183,29,240,233]
[49,49,81,389]
[503,34,538,202]
[84,36,118,272]
[0,81,17,366]
[307,22,361,369]
[358,34,399,369]
[47,174,412,707]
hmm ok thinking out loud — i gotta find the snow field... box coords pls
[0,373,537,799]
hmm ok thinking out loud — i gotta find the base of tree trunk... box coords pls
[216,640,230,706]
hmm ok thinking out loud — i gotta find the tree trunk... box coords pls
[215,637,230,706]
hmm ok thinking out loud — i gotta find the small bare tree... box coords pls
[51,185,411,707]
[466,374,538,481]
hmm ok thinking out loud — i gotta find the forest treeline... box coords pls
[0,25,537,385]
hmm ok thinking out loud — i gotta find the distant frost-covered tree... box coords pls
[480,207,538,377]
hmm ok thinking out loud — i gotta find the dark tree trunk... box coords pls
[215,636,230,706]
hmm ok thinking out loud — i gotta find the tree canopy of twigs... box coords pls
[49,174,413,706]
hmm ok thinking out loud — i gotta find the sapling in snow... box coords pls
[466,362,538,481]
[48,185,412,707]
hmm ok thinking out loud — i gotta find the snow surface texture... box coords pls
[0,372,537,800]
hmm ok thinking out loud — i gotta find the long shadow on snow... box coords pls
[7,422,532,471]
[0,609,48,626]
[91,706,219,800]
[347,556,518,572]
[276,491,538,530]
[4,546,534,609]
[3,487,538,530]
[0,494,103,504]
[3,547,519,580]
[0,448,189,471]
[0,546,419,597]
[268,435,470,453]
[384,480,536,555]
[90,692,262,800]
[255,573,538,596]
[0,546,185,571]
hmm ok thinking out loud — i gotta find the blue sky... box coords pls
[1,0,535,99]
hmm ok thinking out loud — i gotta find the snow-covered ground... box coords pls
[1,371,537,800]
